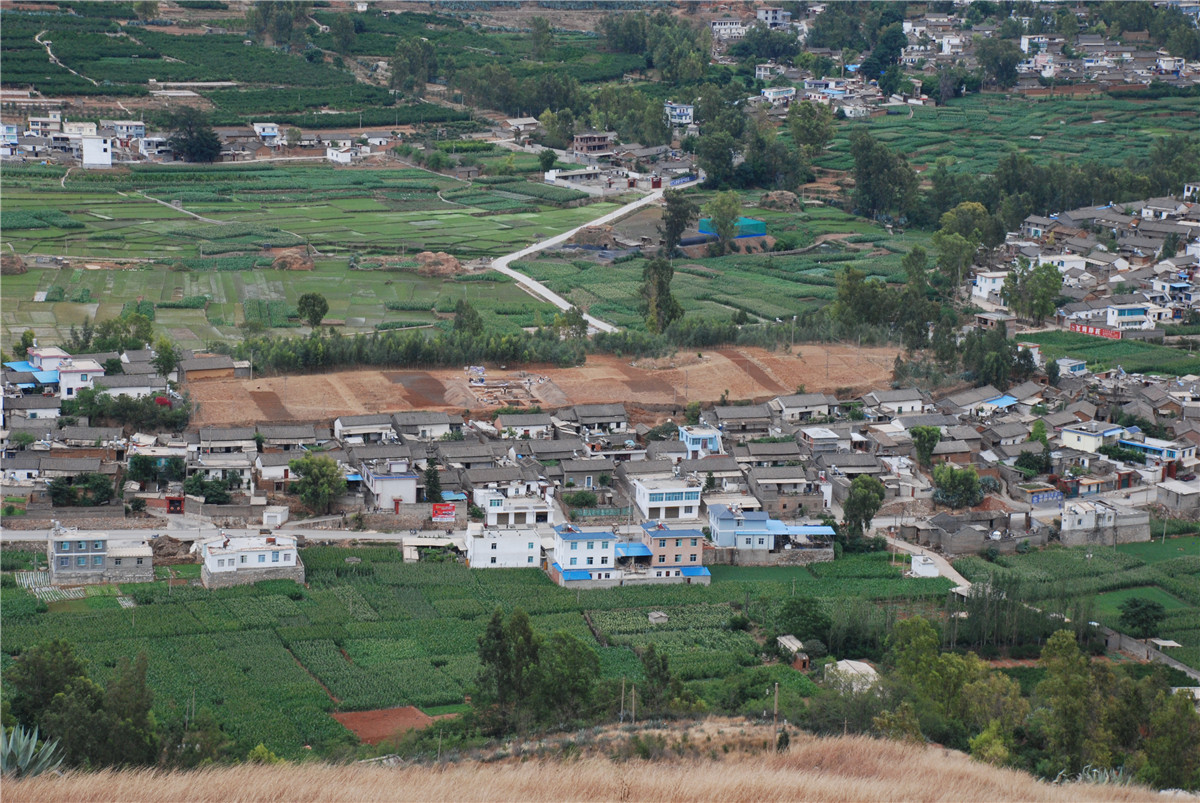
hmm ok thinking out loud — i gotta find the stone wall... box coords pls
[50,564,154,586]
[345,505,469,532]
[201,561,306,589]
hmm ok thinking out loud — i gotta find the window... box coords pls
[586,557,594,566]
[690,538,698,547]
[80,374,88,382]
[674,554,681,563]
[259,554,266,563]
[527,542,534,550]
[489,499,502,508]
[115,558,122,566]
[272,551,280,563]
[658,555,665,563]
[690,554,698,562]
[136,558,143,566]
[77,556,87,566]
[490,557,497,564]
[59,557,68,567]
[659,539,666,548]
[569,557,577,566]
[527,556,534,564]
[685,507,694,515]
[240,555,247,564]
[745,538,752,546]
[93,541,103,550]
[649,493,665,503]
[675,570,681,576]
[93,555,103,566]
[586,541,594,550]
[758,538,765,546]
[601,541,609,549]
[491,543,497,550]
[601,557,609,565]
[571,542,578,551]
[675,539,682,547]
[60,542,70,551]
[284,554,291,562]
[218,559,225,567]
[77,541,86,550]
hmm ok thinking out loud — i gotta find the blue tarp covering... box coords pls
[562,569,592,582]
[681,566,711,577]
[4,361,37,372]
[33,371,59,384]
[442,491,468,501]
[345,473,363,482]
[615,542,653,558]
[985,395,1019,408]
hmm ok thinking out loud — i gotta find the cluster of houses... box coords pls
[0,104,400,168]
[972,186,1200,334]
[7,339,1199,590]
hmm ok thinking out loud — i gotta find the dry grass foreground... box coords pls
[11,733,1158,803]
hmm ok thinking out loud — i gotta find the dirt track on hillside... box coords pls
[189,345,899,427]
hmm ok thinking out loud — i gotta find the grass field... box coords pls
[0,550,952,759]
[954,540,1200,673]
[1092,585,1191,619]
[1117,535,1200,564]
[1021,331,1200,376]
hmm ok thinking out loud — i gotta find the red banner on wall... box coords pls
[432,503,456,523]
[1070,323,1122,340]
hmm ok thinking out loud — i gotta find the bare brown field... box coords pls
[333,706,437,745]
[10,731,1158,803]
[189,346,898,427]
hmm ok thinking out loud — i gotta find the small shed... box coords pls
[827,659,879,692]
[648,610,669,624]
[777,634,810,671]
[263,505,289,529]
[910,554,939,578]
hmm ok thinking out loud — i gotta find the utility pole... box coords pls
[631,685,636,725]
[620,677,626,723]
[773,681,779,728]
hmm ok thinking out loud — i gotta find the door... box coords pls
[394,499,400,514]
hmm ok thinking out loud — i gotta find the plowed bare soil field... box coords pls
[190,345,899,427]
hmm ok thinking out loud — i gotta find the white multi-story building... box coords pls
[631,476,702,521]
[199,533,304,588]
[469,468,556,527]
[465,525,541,568]
[972,270,1008,302]
[549,524,616,584]
[47,525,153,585]
[664,102,694,126]
[710,18,746,40]
[252,122,280,145]
[58,358,104,399]
[361,456,419,513]
[99,119,146,139]
[81,135,113,168]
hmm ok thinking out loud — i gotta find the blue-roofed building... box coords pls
[708,504,836,555]
[547,523,713,587]
[549,524,616,586]
[678,424,722,459]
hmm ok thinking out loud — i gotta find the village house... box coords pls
[769,392,838,423]
[465,524,541,568]
[47,525,153,586]
[638,521,710,581]
[548,524,616,586]
[333,414,396,444]
[709,405,774,442]
[199,533,304,589]
[466,466,555,527]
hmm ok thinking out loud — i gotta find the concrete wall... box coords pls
[201,561,305,589]
[51,564,154,585]
[909,526,1048,557]
[1102,627,1200,684]
[705,546,834,566]
[1060,513,1151,547]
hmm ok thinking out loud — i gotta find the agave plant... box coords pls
[0,724,64,778]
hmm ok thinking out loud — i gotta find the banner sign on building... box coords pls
[432,503,456,523]
[1070,323,1122,340]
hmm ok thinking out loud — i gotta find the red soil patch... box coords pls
[333,706,442,745]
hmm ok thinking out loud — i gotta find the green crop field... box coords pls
[955,541,1200,673]
[516,201,930,328]
[0,550,951,759]
[0,165,624,347]
[1021,331,1200,377]
[813,94,1200,174]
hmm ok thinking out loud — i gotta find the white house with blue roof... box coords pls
[549,524,616,586]
[708,504,836,554]
[678,424,722,459]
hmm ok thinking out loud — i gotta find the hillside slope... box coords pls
[11,730,1159,803]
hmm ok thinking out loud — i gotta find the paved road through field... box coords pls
[491,176,703,334]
